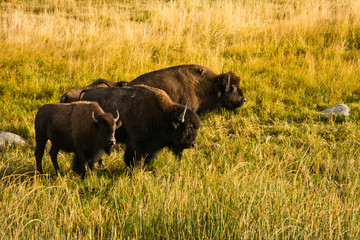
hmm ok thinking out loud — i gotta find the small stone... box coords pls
[320,104,350,117]
[286,116,293,124]
[0,131,26,148]
[213,143,221,149]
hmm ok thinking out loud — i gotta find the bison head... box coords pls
[92,110,122,155]
[217,72,246,111]
[170,105,201,158]
[60,89,81,103]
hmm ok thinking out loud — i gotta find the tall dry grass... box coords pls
[1,0,360,238]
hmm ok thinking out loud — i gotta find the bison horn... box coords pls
[92,111,98,123]
[114,110,120,122]
[224,73,231,92]
[179,104,187,123]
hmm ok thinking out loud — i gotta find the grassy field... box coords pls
[1,0,360,238]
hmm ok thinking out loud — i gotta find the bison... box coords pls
[60,79,128,103]
[35,101,122,179]
[128,64,246,115]
[80,85,201,167]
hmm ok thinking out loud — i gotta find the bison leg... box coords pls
[124,144,144,168]
[171,149,184,160]
[124,146,136,168]
[87,159,96,171]
[87,149,104,170]
[50,146,61,174]
[97,158,105,167]
[175,151,183,160]
[72,152,87,179]
[35,137,47,174]
[144,151,160,165]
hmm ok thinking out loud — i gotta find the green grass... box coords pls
[1,0,360,238]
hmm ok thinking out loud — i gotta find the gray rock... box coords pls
[286,116,293,124]
[320,104,351,117]
[213,143,221,149]
[0,131,26,147]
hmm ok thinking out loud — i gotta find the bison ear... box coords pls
[231,85,237,92]
[116,120,122,129]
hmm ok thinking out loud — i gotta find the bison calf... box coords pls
[81,85,201,167]
[35,101,122,179]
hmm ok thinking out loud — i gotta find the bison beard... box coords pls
[80,85,201,168]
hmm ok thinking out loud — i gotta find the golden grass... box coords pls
[1,0,360,238]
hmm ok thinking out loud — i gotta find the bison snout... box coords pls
[190,142,196,148]
[237,97,246,108]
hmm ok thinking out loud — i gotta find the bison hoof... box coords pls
[176,152,183,159]
[97,159,106,168]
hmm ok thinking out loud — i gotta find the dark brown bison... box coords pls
[80,85,201,167]
[60,79,128,103]
[128,64,246,115]
[35,101,122,178]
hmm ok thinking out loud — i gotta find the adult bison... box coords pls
[128,64,246,115]
[60,79,127,103]
[80,85,201,167]
[35,101,122,179]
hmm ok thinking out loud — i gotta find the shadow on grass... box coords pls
[0,159,139,184]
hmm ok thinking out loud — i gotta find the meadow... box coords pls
[1,0,360,238]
